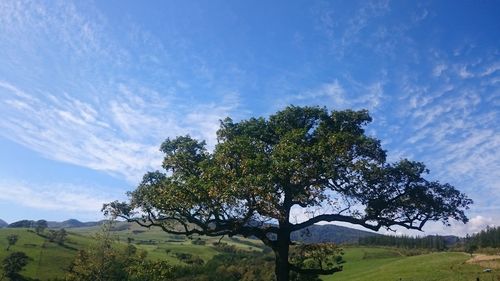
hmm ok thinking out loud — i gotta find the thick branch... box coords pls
[291,213,427,232]
[116,212,278,248]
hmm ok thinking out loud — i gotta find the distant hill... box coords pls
[0,219,7,228]
[291,224,380,244]
[8,219,103,228]
[8,219,35,228]
[47,219,103,228]
[441,235,461,247]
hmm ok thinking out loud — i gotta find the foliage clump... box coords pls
[5,235,18,251]
[1,251,30,281]
[65,222,174,281]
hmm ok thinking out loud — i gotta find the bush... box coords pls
[174,253,205,265]
[191,238,206,245]
[212,242,240,254]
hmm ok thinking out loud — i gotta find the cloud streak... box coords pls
[0,180,116,213]
[385,53,500,234]
[0,1,242,183]
[286,78,386,113]
[0,81,238,183]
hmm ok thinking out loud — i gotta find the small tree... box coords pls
[465,244,478,257]
[5,235,18,251]
[47,230,57,242]
[105,106,472,281]
[34,220,48,235]
[47,229,67,245]
[67,222,129,281]
[0,251,29,281]
[66,221,169,281]
[126,260,173,281]
[56,228,67,245]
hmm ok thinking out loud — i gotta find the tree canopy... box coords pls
[66,222,174,281]
[105,105,472,281]
[5,235,18,251]
[1,251,29,281]
[35,220,48,235]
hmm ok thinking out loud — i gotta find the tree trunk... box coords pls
[274,245,290,281]
[274,227,291,281]
[275,192,292,281]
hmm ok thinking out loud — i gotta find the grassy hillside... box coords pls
[322,247,500,281]
[69,222,264,264]
[0,228,89,280]
[0,223,264,280]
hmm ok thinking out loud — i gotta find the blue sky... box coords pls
[0,1,498,236]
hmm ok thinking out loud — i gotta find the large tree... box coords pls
[105,106,472,281]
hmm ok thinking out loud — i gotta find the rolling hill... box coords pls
[291,224,380,244]
[6,218,103,229]
[47,219,103,228]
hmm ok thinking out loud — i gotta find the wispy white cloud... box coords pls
[355,81,385,110]
[0,180,117,213]
[292,80,347,107]
[436,215,498,236]
[377,214,499,237]
[432,63,448,77]
[457,65,474,79]
[480,62,500,77]
[412,8,429,23]
[0,81,238,183]
[288,78,385,112]
[185,92,241,147]
[0,1,242,184]
[386,52,500,234]
[315,1,392,58]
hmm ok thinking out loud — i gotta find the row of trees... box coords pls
[46,229,68,245]
[465,226,500,249]
[5,230,66,252]
[358,235,447,251]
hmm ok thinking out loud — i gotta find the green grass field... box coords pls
[1,225,499,280]
[0,228,85,280]
[322,246,500,281]
[0,223,264,279]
